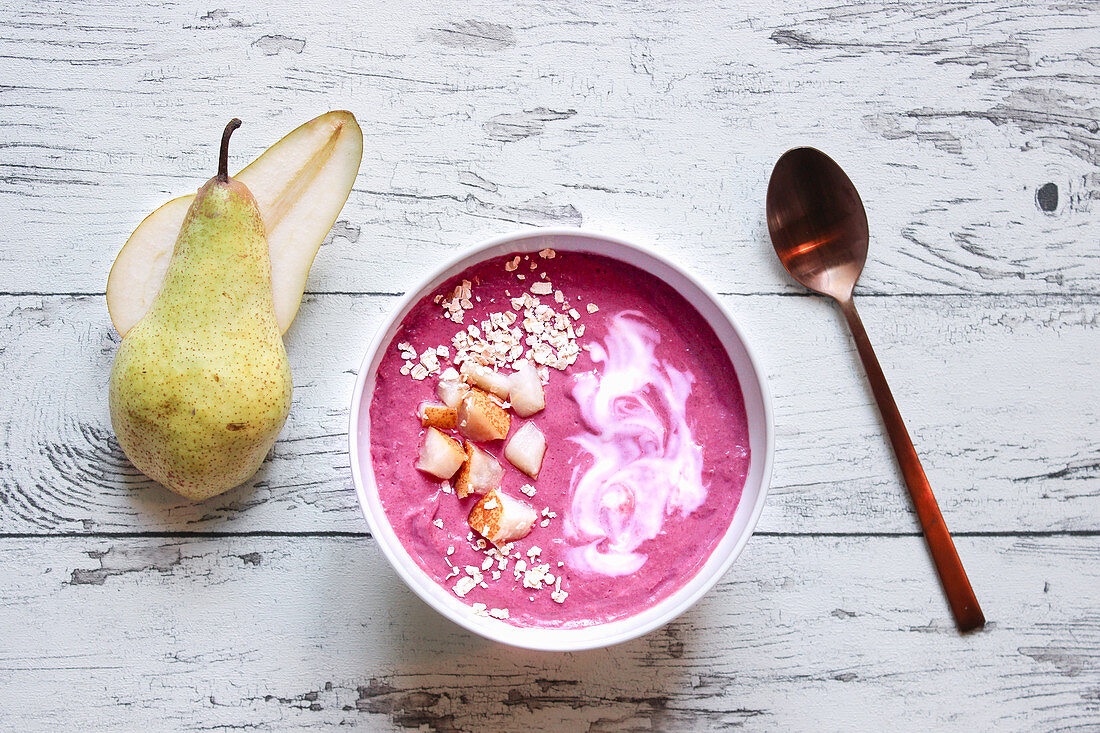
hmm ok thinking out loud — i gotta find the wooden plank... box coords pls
[0,534,1095,730]
[1,1,1097,728]
[1,292,1095,534]
[1,0,1097,298]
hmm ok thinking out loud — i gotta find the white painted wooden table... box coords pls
[2,1,1098,730]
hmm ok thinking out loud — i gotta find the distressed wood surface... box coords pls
[1,0,1098,298]
[1,293,1097,535]
[2,535,1098,731]
[1,0,1098,730]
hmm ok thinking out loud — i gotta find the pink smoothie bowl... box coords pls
[348,228,774,651]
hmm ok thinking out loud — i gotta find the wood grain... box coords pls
[0,293,1095,535]
[1,534,1096,731]
[1,0,1098,729]
[1,0,1097,298]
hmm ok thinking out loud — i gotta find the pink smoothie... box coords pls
[368,251,749,628]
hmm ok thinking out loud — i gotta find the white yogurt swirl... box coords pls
[565,311,706,576]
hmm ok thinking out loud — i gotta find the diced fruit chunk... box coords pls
[418,401,457,430]
[454,442,504,498]
[415,427,465,479]
[460,361,511,399]
[468,488,537,547]
[457,388,511,442]
[508,360,545,417]
[436,379,469,409]
[504,421,546,478]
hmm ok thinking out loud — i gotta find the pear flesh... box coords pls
[109,120,293,501]
[107,110,363,336]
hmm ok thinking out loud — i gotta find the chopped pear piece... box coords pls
[418,402,457,430]
[457,388,511,442]
[436,378,469,409]
[505,422,546,478]
[460,361,511,399]
[107,110,364,336]
[454,442,504,498]
[468,488,537,547]
[415,427,465,480]
[508,360,545,417]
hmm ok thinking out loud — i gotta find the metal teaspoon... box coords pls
[766,147,985,633]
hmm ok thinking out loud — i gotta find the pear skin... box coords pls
[109,120,293,501]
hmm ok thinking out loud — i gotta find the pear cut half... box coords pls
[107,110,363,336]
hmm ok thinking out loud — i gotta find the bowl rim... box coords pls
[348,226,774,651]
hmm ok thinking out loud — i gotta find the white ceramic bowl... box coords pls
[349,228,773,651]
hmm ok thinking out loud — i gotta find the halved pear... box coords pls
[107,110,363,336]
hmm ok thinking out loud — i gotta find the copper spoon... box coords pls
[766,147,985,633]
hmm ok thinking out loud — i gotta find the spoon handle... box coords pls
[838,296,985,632]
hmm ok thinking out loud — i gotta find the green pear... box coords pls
[109,119,293,501]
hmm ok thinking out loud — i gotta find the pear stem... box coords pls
[218,118,242,182]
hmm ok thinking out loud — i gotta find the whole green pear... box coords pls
[109,119,293,501]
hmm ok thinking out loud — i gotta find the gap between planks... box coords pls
[5,291,1100,298]
[1,529,1098,540]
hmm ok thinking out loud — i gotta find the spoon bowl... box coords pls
[766,147,868,300]
[766,147,985,633]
